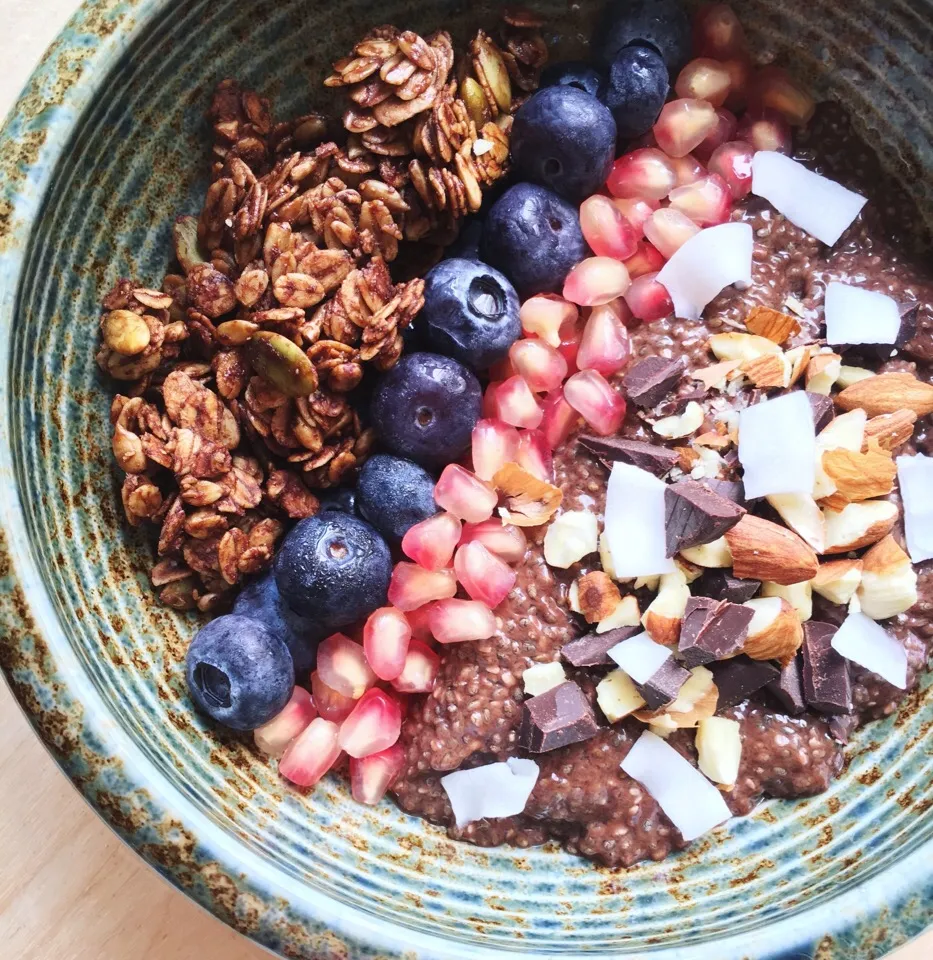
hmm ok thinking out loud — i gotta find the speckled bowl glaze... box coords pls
[1,1,932,957]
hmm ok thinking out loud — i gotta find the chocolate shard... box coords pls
[694,569,761,604]
[701,478,748,507]
[561,626,641,668]
[766,654,806,714]
[621,356,686,408]
[806,391,835,432]
[710,655,780,710]
[828,713,860,743]
[678,596,754,667]
[802,621,852,715]
[635,657,691,710]
[664,478,746,556]
[578,435,678,478]
[519,680,601,753]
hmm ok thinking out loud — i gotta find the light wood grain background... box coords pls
[0,2,927,957]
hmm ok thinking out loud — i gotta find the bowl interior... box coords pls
[4,0,933,956]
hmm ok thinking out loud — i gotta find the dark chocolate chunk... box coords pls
[710,655,780,709]
[694,570,761,604]
[678,596,754,667]
[578,435,678,478]
[802,621,852,715]
[560,626,640,668]
[828,713,859,743]
[519,681,601,753]
[664,478,746,556]
[621,356,686,408]
[806,391,835,432]
[897,300,920,345]
[635,657,691,710]
[701,478,748,507]
[766,654,806,714]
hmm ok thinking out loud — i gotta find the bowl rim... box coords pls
[0,2,931,958]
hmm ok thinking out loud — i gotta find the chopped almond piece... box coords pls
[822,500,898,554]
[761,580,813,621]
[785,344,815,385]
[692,360,741,390]
[641,569,690,646]
[822,447,896,502]
[863,409,918,452]
[494,462,563,528]
[837,365,875,388]
[742,596,803,665]
[744,305,800,344]
[805,352,842,395]
[635,665,718,732]
[766,493,825,553]
[576,571,622,624]
[596,594,642,633]
[857,535,919,620]
[836,371,933,418]
[708,332,781,363]
[811,559,863,605]
[680,536,733,568]
[694,430,732,450]
[724,515,819,585]
[741,352,791,388]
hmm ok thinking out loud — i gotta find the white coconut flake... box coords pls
[621,731,732,841]
[604,463,676,578]
[738,391,816,498]
[831,612,908,689]
[607,631,672,684]
[752,151,867,247]
[656,222,753,321]
[441,758,540,828]
[896,454,933,562]
[824,281,901,345]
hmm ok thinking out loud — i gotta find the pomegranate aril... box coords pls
[693,3,749,59]
[487,355,517,382]
[557,317,582,373]
[670,153,707,187]
[623,241,666,278]
[654,98,719,159]
[338,688,402,759]
[577,303,633,376]
[668,173,732,226]
[709,140,754,199]
[388,561,457,611]
[737,109,792,155]
[675,57,732,107]
[434,463,498,522]
[519,294,578,347]
[515,428,554,482]
[401,511,462,570]
[563,257,631,308]
[579,195,639,260]
[362,606,412,682]
[254,687,316,758]
[624,271,674,322]
[482,380,502,419]
[613,197,659,236]
[495,375,544,429]
[644,208,702,259]
[564,369,626,436]
[454,541,518,609]
[607,148,677,200]
[722,56,751,112]
[693,107,738,163]
[427,599,497,644]
[279,717,342,787]
[748,66,815,126]
[541,387,581,450]
[404,603,434,643]
[317,634,376,699]
[390,639,440,693]
[350,743,405,805]
[471,419,520,482]
[509,339,568,393]
[311,670,357,723]
[460,519,528,565]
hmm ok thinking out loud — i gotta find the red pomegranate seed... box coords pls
[669,153,707,187]
[401,511,462,570]
[563,257,632,307]
[350,743,405,805]
[460,519,528,565]
[519,294,578,347]
[434,463,498,522]
[454,541,517,609]
[624,271,674,322]
[577,303,633,376]
[515,428,554,481]
[747,66,816,126]
[388,561,458,611]
[311,670,357,723]
[540,387,581,449]
[736,109,792,155]
[644,208,702,259]
[668,173,732,226]
[654,98,719,158]
[471,418,520,482]
[427,598,498,643]
[487,354,517,381]
[607,148,677,200]
[338,688,402,759]
[564,369,627,435]
[495,375,544,429]
[509,338,568,393]
[709,140,754,198]
[612,197,659,237]
[579,195,639,260]
[254,687,317,758]
[693,107,738,162]
[482,381,502,419]
[623,241,667,278]
[279,717,342,787]
[317,634,376,699]
[693,3,748,59]
[557,317,582,372]
[362,606,412,682]
[722,56,751,111]
[390,639,440,693]
[404,604,434,643]
[675,57,732,107]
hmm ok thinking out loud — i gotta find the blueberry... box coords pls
[511,86,617,203]
[596,0,691,73]
[539,60,605,99]
[274,512,392,625]
[357,454,438,541]
[232,571,325,675]
[421,258,521,370]
[598,44,669,140]
[186,615,294,731]
[481,183,588,298]
[448,216,485,261]
[371,352,482,466]
[318,488,358,516]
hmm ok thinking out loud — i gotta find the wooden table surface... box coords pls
[0,2,928,958]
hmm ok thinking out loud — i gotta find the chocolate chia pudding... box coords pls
[391,103,933,868]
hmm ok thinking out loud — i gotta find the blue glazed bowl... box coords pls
[1,2,932,958]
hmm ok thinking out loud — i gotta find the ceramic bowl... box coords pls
[1,1,932,958]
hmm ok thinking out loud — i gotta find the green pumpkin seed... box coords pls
[245,331,319,397]
[172,215,208,275]
[460,76,489,128]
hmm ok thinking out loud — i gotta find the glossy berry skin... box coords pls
[318,488,358,517]
[539,60,605,98]
[421,258,521,370]
[274,513,391,627]
[598,44,669,140]
[482,184,588,299]
[357,453,438,542]
[371,352,482,467]
[186,616,294,732]
[232,571,325,675]
[511,86,617,203]
[596,0,691,72]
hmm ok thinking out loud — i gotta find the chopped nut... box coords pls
[811,558,863,605]
[542,509,598,568]
[691,360,741,391]
[495,462,563,528]
[679,536,733,568]
[724,515,819,585]
[635,665,718,732]
[596,595,641,634]
[822,500,899,554]
[523,661,566,697]
[837,365,875,388]
[805,352,841,395]
[863,409,917,452]
[101,310,152,356]
[708,332,782,363]
[696,716,742,787]
[596,669,646,723]
[821,446,896,502]
[744,305,800,344]
[742,596,802,665]
[857,534,918,620]
[785,344,815,385]
[761,579,813,621]
[576,571,622,624]
[766,493,825,553]
[641,569,690,646]
[652,400,704,440]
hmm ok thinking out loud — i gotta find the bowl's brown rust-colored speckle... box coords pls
[1,1,933,958]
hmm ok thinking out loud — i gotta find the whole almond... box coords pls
[836,372,933,418]
[863,409,918,452]
[724,515,819,585]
